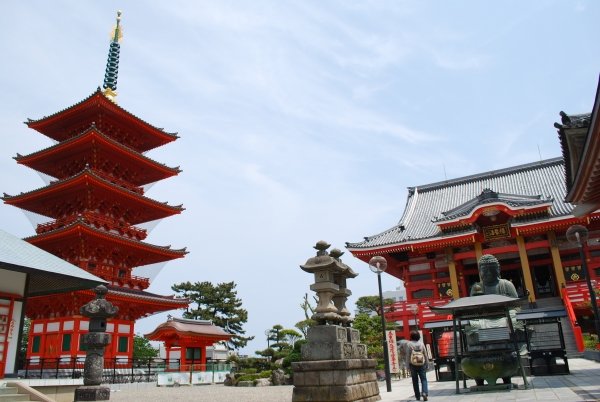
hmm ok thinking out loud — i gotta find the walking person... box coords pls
[405,330,429,401]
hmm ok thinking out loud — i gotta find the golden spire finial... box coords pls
[103,10,123,102]
[111,10,123,43]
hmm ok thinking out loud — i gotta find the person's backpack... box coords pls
[409,344,426,367]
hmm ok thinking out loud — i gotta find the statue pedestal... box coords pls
[292,326,381,402]
[74,385,111,401]
[470,383,514,392]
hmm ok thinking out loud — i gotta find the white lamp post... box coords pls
[369,255,392,392]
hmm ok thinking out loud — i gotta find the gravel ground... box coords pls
[109,383,294,402]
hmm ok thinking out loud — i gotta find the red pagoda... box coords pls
[3,12,188,364]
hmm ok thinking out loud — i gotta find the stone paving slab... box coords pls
[106,358,600,402]
[379,358,600,401]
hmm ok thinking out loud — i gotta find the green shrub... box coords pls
[282,339,306,369]
[242,368,258,374]
[237,374,260,382]
[259,370,272,378]
[583,333,599,350]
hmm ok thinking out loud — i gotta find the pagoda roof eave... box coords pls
[15,127,181,184]
[83,286,189,307]
[3,168,184,222]
[26,287,189,321]
[26,89,179,152]
[25,221,188,261]
[145,318,233,342]
[145,328,232,342]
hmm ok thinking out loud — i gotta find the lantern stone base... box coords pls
[292,359,381,402]
[301,326,367,361]
[74,385,111,401]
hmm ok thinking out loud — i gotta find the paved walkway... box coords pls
[379,357,600,401]
[108,358,600,401]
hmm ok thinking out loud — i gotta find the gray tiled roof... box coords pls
[434,189,552,222]
[346,157,571,250]
[554,111,591,130]
[0,228,105,296]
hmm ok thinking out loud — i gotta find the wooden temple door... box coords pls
[44,334,60,360]
[532,265,556,299]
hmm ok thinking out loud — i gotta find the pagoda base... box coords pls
[74,385,111,401]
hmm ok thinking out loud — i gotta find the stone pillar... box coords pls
[75,285,119,401]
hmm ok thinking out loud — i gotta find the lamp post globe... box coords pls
[410,304,420,331]
[369,256,388,274]
[368,255,392,392]
[566,225,600,345]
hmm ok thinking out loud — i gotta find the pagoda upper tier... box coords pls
[3,167,183,224]
[15,125,181,185]
[24,218,186,269]
[26,89,179,153]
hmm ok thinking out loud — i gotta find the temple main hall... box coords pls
[347,97,600,351]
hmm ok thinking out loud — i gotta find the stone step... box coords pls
[0,393,30,401]
[0,387,19,395]
[535,296,564,308]
[560,316,583,358]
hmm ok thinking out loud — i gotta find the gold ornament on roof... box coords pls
[110,10,123,43]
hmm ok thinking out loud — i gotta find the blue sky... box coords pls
[1,1,599,355]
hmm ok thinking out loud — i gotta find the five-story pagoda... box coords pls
[3,12,188,364]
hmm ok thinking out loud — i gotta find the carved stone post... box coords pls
[75,285,119,401]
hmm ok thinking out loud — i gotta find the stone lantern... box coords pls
[329,248,357,326]
[299,240,343,325]
[75,285,119,401]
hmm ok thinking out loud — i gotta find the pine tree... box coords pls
[171,281,254,350]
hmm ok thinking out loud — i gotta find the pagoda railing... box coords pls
[82,263,150,290]
[92,169,144,195]
[37,211,147,240]
[19,358,232,384]
[562,285,585,352]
